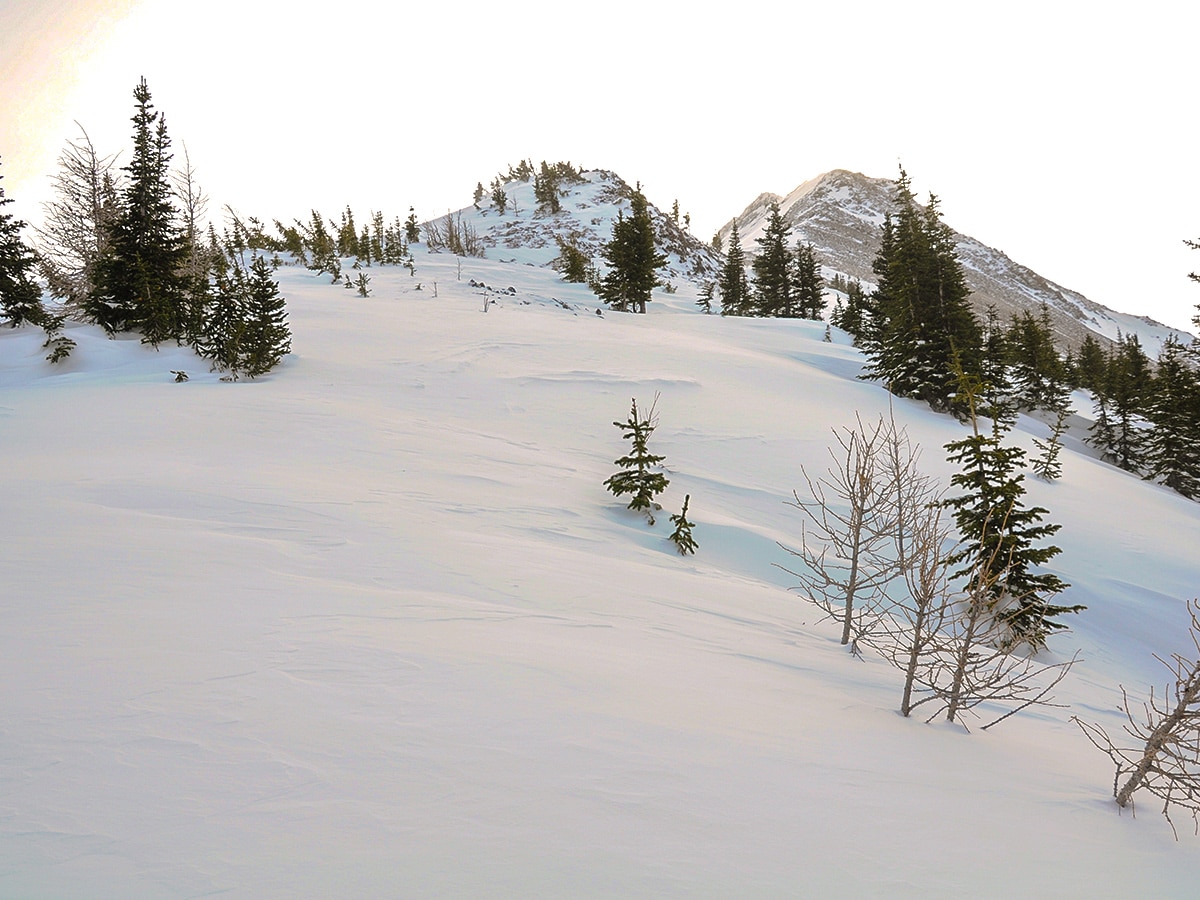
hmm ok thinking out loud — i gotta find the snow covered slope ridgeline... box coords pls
[2,251,1200,896]
[425,167,721,287]
[720,169,1193,354]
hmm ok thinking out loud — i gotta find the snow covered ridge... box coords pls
[3,250,1200,896]
[429,168,721,285]
[720,169,1193,355]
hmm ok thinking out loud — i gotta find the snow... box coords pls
[2,251,1200,897]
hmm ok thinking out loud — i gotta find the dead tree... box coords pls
[779,414,902,653]
[1075,598,1200,837]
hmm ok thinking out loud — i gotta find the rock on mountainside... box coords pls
[719,169,1189,353]
[427,168,721,288]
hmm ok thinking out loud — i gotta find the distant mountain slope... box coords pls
[719,169,1190,353]
[426,168,722,287]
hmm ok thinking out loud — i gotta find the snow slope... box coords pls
[2,252,1199,898]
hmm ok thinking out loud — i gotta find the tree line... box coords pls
[1,78,291,378]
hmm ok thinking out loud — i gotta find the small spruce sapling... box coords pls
[604,396,670,524]
[668,495,698,555]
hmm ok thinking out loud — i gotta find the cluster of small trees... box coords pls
[782,397,1081,728]
[274,206,418,280]
[1080,332,1200,501]
[716,203,825,320]
[19,78,291,377]
[480,159,587,217]
[603,396,696,555]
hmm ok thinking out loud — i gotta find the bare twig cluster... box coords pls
[423,210,486,258]
[1075,598,1200,837]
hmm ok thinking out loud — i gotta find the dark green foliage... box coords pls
[669,494,698,555]
[943,395,1081,650]
[555,237,590,283]
[604,397,670,522]
[1143,336,1200,499]
[198,232,290,379]
[1006,304,1069,413]
[533,161,562,214]
[791,242,825,320]
[862,168,982,416]
[751,201,793,316]
[405,207,421,243]
[696,281,714,314]
[598,186,665,314]
[473,182,484,207]
[0,157,47,329]
[490,180,508,215]
[829,277,872,342]
[91,78,187,343]
[1088,334,1151,472]
[240,254,291,377]
[1068,333,1108,393]
[717,222,750,316]
[1031,407,1070,482]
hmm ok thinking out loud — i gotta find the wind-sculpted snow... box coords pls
[1,251,1199,897]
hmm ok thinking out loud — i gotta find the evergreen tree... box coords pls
[555,237,589,283]
[1031,407,1070,482]
[1069,333,1108,393]
[0,157,47,328]
[1143,335,1200,499]
[696,280,714,314]
[91,78,186,342]
[830,278,872,343]
[604,397,670,523]
[240,254,291,377]
[943,388,1082,650]
[668,495,698,555]
[717,221,750,316]
[1006,304,1069,412]
[597,186,664,314]
[751,201,793,317]
[1093,334,1152,472]
[863,168,982,416]
[791,242,825,320]
[405,207,421,242]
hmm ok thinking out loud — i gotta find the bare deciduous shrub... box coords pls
[1075,598,1200,837]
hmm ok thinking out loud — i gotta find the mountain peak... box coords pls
[721,170,1189,352]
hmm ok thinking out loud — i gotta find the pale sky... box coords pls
[2,0,1197,333]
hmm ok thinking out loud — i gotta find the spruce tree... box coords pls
[791,242,825,320]
[240,254,291,377]
[1095,334,1152,472]
[598,186,664,314]
[751,201,793,317]
[604,397,670,523]
[1143,335,1200,499]
[863,168,982,416]
[943,383,1082,650]
[1006,304,1069,412]
[1069,333,1108,393]
[0,157,47,328]
[668,495,698,555]
[717,221,750,316]
[91,78,186,342]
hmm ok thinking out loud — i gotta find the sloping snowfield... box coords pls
[2,251,1199,898]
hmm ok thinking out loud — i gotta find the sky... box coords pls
[2,0,1198,333]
